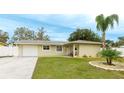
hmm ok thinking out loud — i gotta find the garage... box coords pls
[22,45,38,56]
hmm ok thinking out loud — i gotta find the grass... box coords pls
[32,57,124,79]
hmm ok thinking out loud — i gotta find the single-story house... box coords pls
[15,40,102,57]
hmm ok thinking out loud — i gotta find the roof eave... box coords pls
[15,43,65,45]
[64,42,102,45]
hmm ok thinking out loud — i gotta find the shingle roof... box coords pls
[67,40,102,45]
[15,40,102,45]
[15,40,67,45]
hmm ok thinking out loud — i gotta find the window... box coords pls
[75,48,77,50]
[56,46,62,51]
[43,45,50,50]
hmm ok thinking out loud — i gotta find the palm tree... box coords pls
[95,14,119,49]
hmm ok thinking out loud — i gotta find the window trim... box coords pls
[43,45,50,51]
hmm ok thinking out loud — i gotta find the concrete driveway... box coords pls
[0,57,37,79]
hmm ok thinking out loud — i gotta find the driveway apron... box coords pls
[0,57,37,79]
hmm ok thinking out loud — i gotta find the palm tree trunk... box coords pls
[102,32,106,49]
[108,58,112,65]
[106,58,109,64]
[109,59,112,65]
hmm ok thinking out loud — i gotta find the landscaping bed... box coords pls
[89,61,124,71]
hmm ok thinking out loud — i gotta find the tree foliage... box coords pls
[109,36,124,47]
[117,36,124,46]
[106,40,115,48]
[68,28,101,42]
[99,49,121,65]
[35,27,50,41]
[12,27,50,42]
[95,14,119,48]
[12,27,34,41]
[0,30,9,43]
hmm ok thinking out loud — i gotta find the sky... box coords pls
[0,14,123,41]
[0,0,124,41]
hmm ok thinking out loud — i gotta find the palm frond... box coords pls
[95,14,119,32]
[95,14,104,23]
[95,14,105,32]
[111,14,119,25]
[105,17,114,29]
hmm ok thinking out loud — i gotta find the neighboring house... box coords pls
[15,40,102,57]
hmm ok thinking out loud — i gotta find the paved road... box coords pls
[0,57,37,79]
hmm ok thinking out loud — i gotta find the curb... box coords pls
[89,61,124,71]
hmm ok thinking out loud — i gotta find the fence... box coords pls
[112,47,124,57]
[0,46,18,57]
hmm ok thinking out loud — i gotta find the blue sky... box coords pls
[0,14,123,41]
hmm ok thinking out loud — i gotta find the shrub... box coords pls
[83,55,87,58]
[99,49,121,65]
[89,56,92,58]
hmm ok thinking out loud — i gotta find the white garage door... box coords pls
[22,45,38,56]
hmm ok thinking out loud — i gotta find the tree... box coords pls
[0,30,9,43]
[118,36,124,41]
[106,40,115,48]
[35,27,50,41]
[68,28,101,42]
[117,36,124,46]
[99,49,121,65]
[12,27,50,42]
[109,36,124,47]
[12,27,34,41]
[95,14,119,49]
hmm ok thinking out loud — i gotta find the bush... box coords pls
[99,49,121,65]
[83,55,87,58]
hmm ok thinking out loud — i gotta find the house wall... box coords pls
[18,44,38,56]
[63,44,80,56]
[18,45,65,57]
[38,45,64,56]
[17,44,101,57]
[78,44,101,57]
[63,45,73,56]
[18,45,23,56]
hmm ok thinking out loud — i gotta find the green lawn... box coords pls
[32,57,124,79]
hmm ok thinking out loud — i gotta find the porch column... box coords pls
[73,44,75,57]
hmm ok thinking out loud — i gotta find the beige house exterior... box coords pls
[15,40,102,57]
